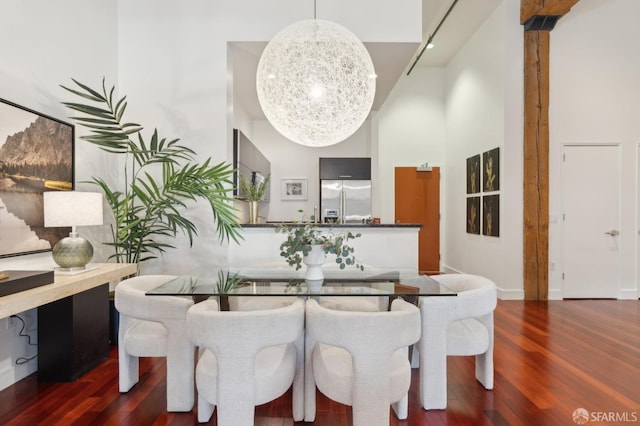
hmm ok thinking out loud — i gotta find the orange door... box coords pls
[394,167,440,273]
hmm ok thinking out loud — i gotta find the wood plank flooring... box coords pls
[1,300,638,425]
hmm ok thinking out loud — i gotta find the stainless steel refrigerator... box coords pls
[320,180,372,224]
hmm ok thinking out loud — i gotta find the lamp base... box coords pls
[54,265,99,276]
[56,266,89,273]
[52,232,94,270]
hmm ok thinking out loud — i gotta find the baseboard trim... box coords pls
[618,289,639,300]
[548,289,563,300]
[0,360,36,392]
[498,288,525,300]
[439,264,524,300]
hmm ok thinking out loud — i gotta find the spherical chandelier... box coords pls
[256,19,376,147]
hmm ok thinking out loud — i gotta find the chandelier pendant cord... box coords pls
[314,0,317,20]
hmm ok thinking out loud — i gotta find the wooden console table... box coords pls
[0,263,137,381]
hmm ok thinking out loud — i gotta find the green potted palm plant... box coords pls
[239,173,270,224]
[61,78,241,272]
[275,210,363,281]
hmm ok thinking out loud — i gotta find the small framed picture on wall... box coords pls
[281,178,307,200]
[482,147,500,192]
[466,196,480,235]
[466,154,480,194]
[483,194,500,237]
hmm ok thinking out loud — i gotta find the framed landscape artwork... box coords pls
[0,98,74,258]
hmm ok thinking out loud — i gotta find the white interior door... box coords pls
[562,145,620,298]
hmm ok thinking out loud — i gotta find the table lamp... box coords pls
[43,191,103,271]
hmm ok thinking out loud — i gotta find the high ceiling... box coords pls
[232,0,501,121]
[418,0,501,67]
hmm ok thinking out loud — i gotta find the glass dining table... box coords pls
[145,266,455,415]
[146,266,456,308]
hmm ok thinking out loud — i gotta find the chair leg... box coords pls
[197,394,214,423]
[166,337,195,411]
[351,373,393,426]
[418,333,448,410]
[216,357,257,426]
[292,332,305,422]
[475,351,494,389]
[304,332,317,422]
[391,393,408,419]
[118,350,139,392]
[118,316,139,392]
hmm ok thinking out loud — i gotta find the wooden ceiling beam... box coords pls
[521,0,579,24]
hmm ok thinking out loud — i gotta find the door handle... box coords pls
[605,230,619,236]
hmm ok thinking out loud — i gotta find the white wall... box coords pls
[549,0,640,299]
[441,1,524,298]
[0,0,421,389]
[377,67,446,224]
[0,0,119,390]
[116,0,421,275]
[250,119,372,222]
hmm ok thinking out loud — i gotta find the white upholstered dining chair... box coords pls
[303,293,389,422]
[304,298,421,426]
[115,274,195,412]
[416,273,497,410]
[186,298,305,425]
[227,295,305,422]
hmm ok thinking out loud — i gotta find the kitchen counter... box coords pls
[241,222,423,228]
[228,223,422,271]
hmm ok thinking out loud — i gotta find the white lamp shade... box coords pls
[43,191,104,228]
[256,19,376,147]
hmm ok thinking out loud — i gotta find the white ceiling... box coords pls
[418,0,501,67]
[232,0,501,121]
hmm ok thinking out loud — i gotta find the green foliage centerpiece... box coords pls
[275,210,364,277]
[61,78,241,270]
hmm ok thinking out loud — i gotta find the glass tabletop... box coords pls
[146,267,456,297]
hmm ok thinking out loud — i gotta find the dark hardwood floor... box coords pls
[1,300,639,425]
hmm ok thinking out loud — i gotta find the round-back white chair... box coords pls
[305,298,421,426]
[303,292,388,422]
[227,294,305,422]
[417,273,497,410]
[187,298,305,425]
[115,274,195,412]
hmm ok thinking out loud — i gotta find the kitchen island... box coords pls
[228,223,422,272]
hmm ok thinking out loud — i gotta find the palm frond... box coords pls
[63,78,242,267]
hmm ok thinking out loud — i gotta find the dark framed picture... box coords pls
[0,98,74,258]
[482,147,500,192]
[466,196,480,235]
[483,194,500,237]
[466,154,480,194]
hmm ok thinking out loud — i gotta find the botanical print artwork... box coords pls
[285,182,303,196]
[467,196,480,235]
[466,154,480,194]
[483,194,500,237]
[465,147,501,237]
[0,99,73,258]
[483,147,500,192]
